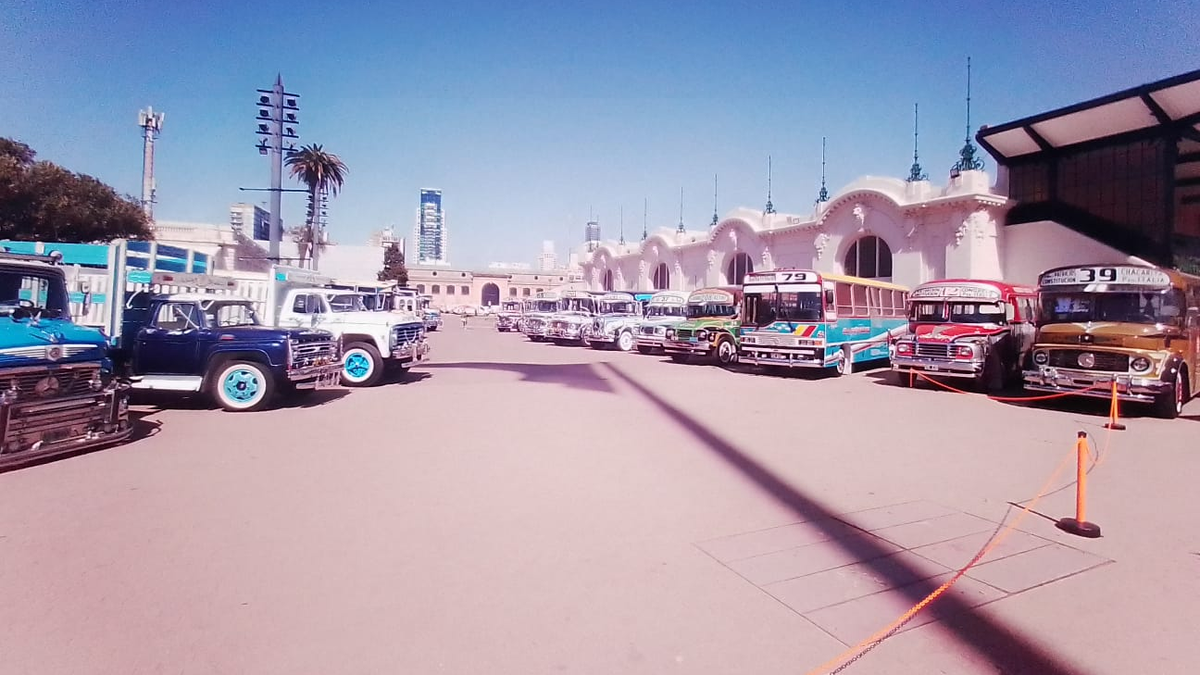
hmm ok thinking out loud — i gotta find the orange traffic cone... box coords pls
[1057,431,1102,538]
[1103,381,1126,431]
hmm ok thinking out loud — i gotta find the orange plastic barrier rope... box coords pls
[911,370,1105,402]
[804,445,1081,675]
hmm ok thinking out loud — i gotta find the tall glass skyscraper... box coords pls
[414,188,448,265]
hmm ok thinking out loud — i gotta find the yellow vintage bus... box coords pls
[1023,264,1200,418]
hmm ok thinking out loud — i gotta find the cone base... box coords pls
[1056,517,1102,538]
[1104,422,1126,430]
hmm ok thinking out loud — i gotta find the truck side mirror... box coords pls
[81,290,92,315]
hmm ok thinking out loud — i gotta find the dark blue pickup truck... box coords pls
[112,285,342,412]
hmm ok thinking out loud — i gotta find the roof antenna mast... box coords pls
[907,103,928,182]
[642,198,648,241]
[676,187,685,233]
[952,56,985,173]
[816,137,829,204]
[711,174,719,227]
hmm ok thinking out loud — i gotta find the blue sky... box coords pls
[2,0,1197,268]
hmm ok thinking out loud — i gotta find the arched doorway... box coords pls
[652,263,670,290]
[602,269,614,291]
[843,236,893,280]
[726,252,754,285]
[481,283,500,306]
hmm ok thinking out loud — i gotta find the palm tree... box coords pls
[285,144,348,269]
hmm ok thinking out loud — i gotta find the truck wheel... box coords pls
[1152,368,1188,419]
[616,330,635,352]
[212,360,274,412]
[341,342,384,387]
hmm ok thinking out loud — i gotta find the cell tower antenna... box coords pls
[137,106,165,220]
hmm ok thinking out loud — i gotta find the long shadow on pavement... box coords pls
[601,361,1086,675]
[422,361,615,394]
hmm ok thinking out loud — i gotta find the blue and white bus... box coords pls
[738,269,909,375]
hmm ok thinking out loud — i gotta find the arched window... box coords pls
[417,284,426,293]
[726,252,754,285]
[522,288,531,296]
[432,284,441,294]
[652,263,670,290]
[843,236,893,280]
[602,269,614,291]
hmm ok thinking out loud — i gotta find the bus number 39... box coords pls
[1080,267,1118,282]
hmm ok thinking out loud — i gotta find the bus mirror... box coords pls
[824,289,835,309]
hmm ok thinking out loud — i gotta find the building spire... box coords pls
[765,156,775,214]
[642,198,648,241]
[952,56,985,174]
[676,187,685,233]
[907,103,928,182]
[711,174,719,227]
[619,205,625,245]
[816,137,829,204]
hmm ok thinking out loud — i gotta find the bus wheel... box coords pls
[1153,368,1188,419]
[715,338,737,365]
[834,348,851,376]
[616,330,635,352]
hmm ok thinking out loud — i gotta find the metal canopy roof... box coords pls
[977,68,1200,163]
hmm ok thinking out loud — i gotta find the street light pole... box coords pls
[255,75,299,262]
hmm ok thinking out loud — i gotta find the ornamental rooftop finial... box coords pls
[951,56,985,175]
[908,102,928,182]
[816,137,829,204]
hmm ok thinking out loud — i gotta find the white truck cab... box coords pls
[267,267,429,387]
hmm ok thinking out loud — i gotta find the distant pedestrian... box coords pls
[461,314,469,329]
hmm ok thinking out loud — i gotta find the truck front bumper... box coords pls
[1022,367,1168,402]
[0,384,132,469]
[391,340,431,365]
[892,356,981,378]
[548,326,586,342]
[663,340,711,356]
[288,363,344,389]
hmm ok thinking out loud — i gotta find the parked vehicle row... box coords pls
[506,263,1200,420]
[0,240,436,470]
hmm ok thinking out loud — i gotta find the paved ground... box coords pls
[2,320,1198,675]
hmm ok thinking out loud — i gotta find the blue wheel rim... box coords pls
[222,368,261,403]
[345,351,371,379]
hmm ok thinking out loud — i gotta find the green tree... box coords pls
[0,138,151,242]
[284,144,347,269]
[377,243,409,286]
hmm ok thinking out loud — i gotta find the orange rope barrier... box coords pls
[910,370,1105,402]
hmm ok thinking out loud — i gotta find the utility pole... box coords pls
[137,107,164,220]
[255,75,300,262]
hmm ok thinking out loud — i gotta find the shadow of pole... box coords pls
[601,362,1086,675]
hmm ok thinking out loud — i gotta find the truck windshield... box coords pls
[646,304,685,318]
[1040,290,1186,326]
[687,303,736,319]
[203,301,261,327]
[328,294,368,312]
[599,300,637,314]
[0,268,69,318]
[742,291,822,326]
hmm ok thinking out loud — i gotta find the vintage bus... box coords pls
[662,286,743,365]
[891,279,1038,392]
[547,289,600,344]
[1023,263,1200,418]
[738,269,909,375]
[635,290,689,354]
[522,291,561,342]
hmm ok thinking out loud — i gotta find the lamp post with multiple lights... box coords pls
[254,75,299,261]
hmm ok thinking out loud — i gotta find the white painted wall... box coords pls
[1001,220,1153,285]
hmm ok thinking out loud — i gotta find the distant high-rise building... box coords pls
[537,240,558,271]
[229,203,271,241]
[413,189,448,265]
[584,220,600,252]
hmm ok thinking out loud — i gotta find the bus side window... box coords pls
[836,283,853,315]
[852,284,868,317]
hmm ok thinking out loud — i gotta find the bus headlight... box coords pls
[665,328,675,340]
[896,342,913,356]
[696,330,709,341]
[1130,356,1152,372]
[1033,351,1048,365]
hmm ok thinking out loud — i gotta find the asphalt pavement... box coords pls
[1,320,1197,674]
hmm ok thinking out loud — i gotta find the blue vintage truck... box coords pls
[0,248,131,469]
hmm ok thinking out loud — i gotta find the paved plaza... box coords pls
[2,322,1198,674]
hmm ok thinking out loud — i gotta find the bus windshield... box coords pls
[532,300,557,313]
[910,301,1006,324]
[742,291,823,326]
[1040,290,1186,326]
[687,303,736,319]
[599,300,638,315]
[560,298,596,313]
[646,304,685,318]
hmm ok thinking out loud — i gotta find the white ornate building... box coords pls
[578,170,1148,293]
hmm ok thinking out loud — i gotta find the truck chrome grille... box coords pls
[1,364,102,400]
[1047,349,1129,372]
[675,329,694,339]
[290,338,339,368]
[393,324,424,345]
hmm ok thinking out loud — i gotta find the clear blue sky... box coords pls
[2,0,1197,268]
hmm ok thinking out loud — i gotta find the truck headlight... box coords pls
[697,330,709,341]
[665,328,675,340]
[1033,351,1048,365]
[1130,356,1152,372]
